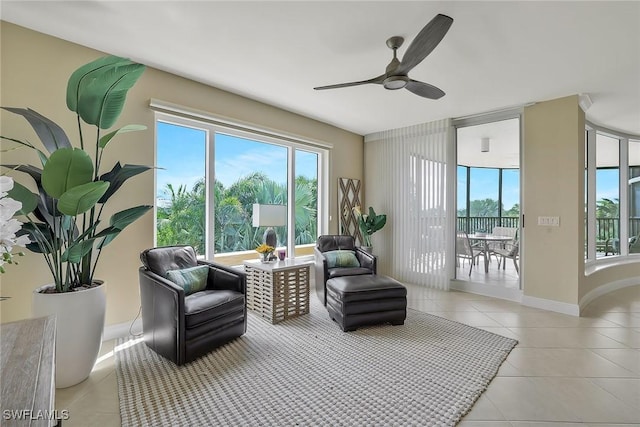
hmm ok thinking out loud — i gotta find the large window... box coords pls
[155,113,325,263]
[585,125,640,261]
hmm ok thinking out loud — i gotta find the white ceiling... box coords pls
[2,1,640,162]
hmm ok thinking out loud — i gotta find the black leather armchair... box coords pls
[139,245,247,365]
[314,235,377,305]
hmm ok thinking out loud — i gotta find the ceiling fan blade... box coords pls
[405,80,445,99]
[314,74,385,90]
[397,14,453,75]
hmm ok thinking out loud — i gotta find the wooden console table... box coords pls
[1,316,56,426]
[243,258,312,324]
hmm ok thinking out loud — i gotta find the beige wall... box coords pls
[522,95,585,305]
[522,95,640,308]
[0,22,363,325]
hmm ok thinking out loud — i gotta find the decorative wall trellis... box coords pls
[338,178,363,245]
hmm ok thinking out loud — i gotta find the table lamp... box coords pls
[252,204,287,248]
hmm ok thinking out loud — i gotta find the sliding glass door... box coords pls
[454,116,522,291]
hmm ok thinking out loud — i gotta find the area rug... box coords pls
[115,296,517,426]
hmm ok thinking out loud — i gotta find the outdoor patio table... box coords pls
[467,234,514,273]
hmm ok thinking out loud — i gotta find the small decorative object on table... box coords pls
[256,243,275,263]
[277,248,286,261]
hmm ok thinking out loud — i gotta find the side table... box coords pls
[1,316,56,426]
[243,258,312,324]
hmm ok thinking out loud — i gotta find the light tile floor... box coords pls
[56,283,640,426]
[456,255,520,289]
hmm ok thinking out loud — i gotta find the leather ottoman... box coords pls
[325,275,407,332]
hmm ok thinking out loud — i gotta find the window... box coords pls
[629,139,640,252]
[457,166,468,218]
[154,112,326,263]
[294,150,319,256]
[469,168,499,219]
[595,134,620,257]
[214,133,289,255]
[156,121,207,254]
[585,124,640,261]
[501,169,520,218]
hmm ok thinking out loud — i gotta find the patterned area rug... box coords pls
[116,296,517,426]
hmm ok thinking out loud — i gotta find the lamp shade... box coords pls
[252,204,287,227]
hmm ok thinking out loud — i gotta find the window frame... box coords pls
[585,121,639,266]
[153,109,329,262]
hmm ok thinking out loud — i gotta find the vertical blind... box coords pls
[364,119,453,290]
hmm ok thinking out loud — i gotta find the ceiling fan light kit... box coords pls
[383,75,409,90]
[314,13,453,99]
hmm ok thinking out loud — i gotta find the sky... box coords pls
[156,122,318,200]
[157,121,620,213]
[457,166,620,213]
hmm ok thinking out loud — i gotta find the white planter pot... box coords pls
[32,282,106,389]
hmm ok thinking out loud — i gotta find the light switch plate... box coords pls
[538,216,560,226]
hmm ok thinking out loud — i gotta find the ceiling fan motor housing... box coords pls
[383,75,409,90]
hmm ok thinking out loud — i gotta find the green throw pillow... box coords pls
[166,265,209,296]
[324,250,360,268]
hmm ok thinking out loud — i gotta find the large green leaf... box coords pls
[110,205,152,230]
[62,238,98,263]
[42,148,94,198]
[1,108,71,153]
[98,124,146,149]
[97,162,152,203]
[57,181,109,216]
[68,56,145,129]
[2,164,66,221]
[66,56,128,111]
[95,205,152,249]
[6,182,38,215]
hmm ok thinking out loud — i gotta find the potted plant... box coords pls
[1,55,152,388]
[255,243,275,263]
[353,206,387,253]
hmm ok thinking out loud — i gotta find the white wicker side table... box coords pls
[243,258,312,324]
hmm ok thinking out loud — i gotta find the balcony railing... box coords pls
[457,216,519,234]
[458,216,640,254]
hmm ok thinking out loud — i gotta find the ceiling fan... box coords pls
[314,14,453,99]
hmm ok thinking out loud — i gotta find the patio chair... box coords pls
[456,230,483,276]
[610,235,640,255]
[487,226,517,260]
[494,239,520,274]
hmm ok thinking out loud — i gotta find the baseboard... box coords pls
[103,318,142,342]
[449,279,523,302]
[520,295,580,317]
[579,277,640,313]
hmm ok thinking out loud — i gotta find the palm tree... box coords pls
[159,173,318,253]
[157,181,205,253]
